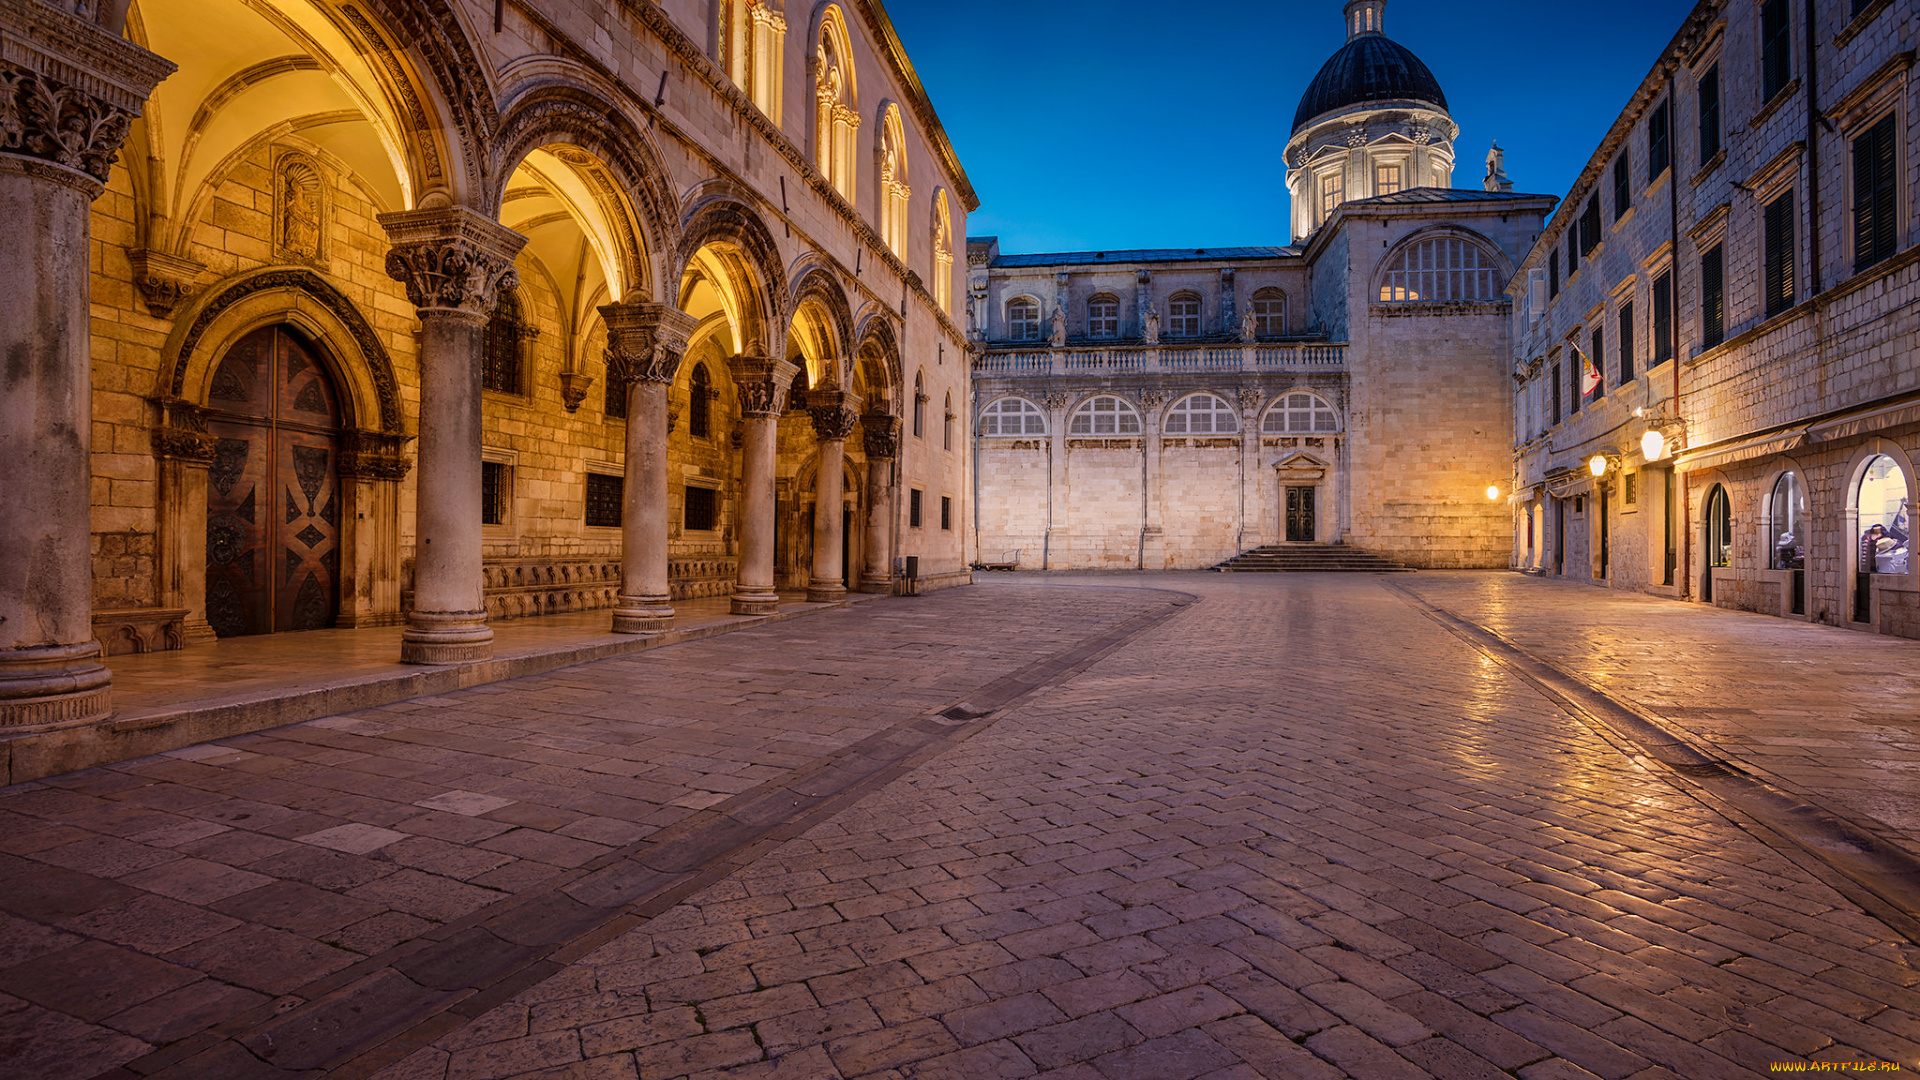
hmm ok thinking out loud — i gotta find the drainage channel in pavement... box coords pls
[98,588,1197,1080]
[1383,577,1920,946]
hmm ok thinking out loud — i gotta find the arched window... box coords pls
[1068,396,1142,435]
[877,103,911,256]
[1770,471,1805,570]
[1168,292,1201,337]
[718,0,784,121]
[1251,288,1286,337]
[1706,485,1733,568]
[943,391,953,450]
[979,396,1047,436]
[932,190,953,315]
[1857,455,1909,575]
[1008,298,1041,341]
[1379,236,1502,303]
[814,9,859,202]
[689,362,712,439]
[1087,294,1119,338]
[482,291,525,394]
[1261,391,1340,434]
[913,371,926,438]
[1163,393,1239,434]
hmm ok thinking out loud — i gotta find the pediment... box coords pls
[1273,451,1330,470]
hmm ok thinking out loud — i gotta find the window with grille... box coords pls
[585,473,622,527]
[689,363,712,438]
[1653,270,1673,363]
[1701,245,1725,348]
[1321,173,1343,217]
[1087,295,1118,337]
[605,373,627,419]
[1698,64,1721,163]
[1854,114,1898,273]
[1613,155,1631,220]
[1251,289,1285,336]
[1009,299,1041,341]
[909,488,923,527]
[1618,301,1635,383]
[1761,0,1791,103]
[1648,97,1671,180]
[684,485,718,531]
[1375,163,1402,197]
[1068,396,1143,435]
[1765,189,1796,317]
[1168,294,1201,336]
[1164,393,1240,435]
[979,396,1047,436]
[1261,391,1339,434]
[483,293,524,394]
[1378,238,1501,303]
[940,496,952,531]
[481,461,508,525]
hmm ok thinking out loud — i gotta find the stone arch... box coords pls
[491,80,679,301]
[1841,439,1918,615]
[676,184,789,357]
[851,308,901,413]
[787,263,856,386]
[163,267,404,434]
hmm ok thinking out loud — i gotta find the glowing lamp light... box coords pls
[1641,427,1668,461]
[1486,485,1501,501]
[1588,454,1609,478]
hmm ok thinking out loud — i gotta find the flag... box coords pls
[1892,498,1911,545]
[1576,344,1602,396]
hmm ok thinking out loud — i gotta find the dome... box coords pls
[1291,32,1449,134]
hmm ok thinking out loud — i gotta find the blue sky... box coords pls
[885,0,1700,253]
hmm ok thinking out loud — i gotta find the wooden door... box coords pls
[204,326,342,637]
[1285,485,1315,542]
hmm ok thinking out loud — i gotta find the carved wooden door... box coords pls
[1285,485,1315,542]
[204,325,342,637]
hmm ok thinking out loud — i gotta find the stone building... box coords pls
[0,0,975,730]
[1507,0,1920,638]
[968,0,1553,571]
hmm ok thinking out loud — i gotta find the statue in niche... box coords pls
[1239,309,1257,343]
[278,158,324,262]
[1049,306,1066,347]
[1142,304,1160,345]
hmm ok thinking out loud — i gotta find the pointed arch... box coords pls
[931,188,954,315]
[810,2,860,202]
[875,101,910,256]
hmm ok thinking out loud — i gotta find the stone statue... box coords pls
[1484,141,1513,193]
[1239,309,1257,343]
[1142,304,1160,345]
[1049,305,1066,347]
[280,164,322,260]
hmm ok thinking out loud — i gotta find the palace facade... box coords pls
[0,0,974,729]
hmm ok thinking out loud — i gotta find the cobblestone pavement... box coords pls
[8,573,1920,1079]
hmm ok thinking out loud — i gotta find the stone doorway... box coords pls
[203,325,342,637]
[1286,486,1316,542]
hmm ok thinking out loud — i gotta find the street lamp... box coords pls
[1486,484,1501,501]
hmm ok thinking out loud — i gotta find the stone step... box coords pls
[1211,544,1414,573]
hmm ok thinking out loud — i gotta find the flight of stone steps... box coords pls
[1211,543,1414,573]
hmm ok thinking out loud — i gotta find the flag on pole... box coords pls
[1576,343,1603,397]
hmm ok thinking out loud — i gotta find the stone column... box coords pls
[151,401,218,647]
[379,207,526,664]
[603,301,697,633]
[0,10,173,729]
[807,389,860,603]
[1139,390,1165,570]
[336,431,413,628]
[860,412,899,592]
[726,355,799,615]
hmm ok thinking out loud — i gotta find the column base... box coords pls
[806,580,848,604]
[400,608,493,665]
[859,574,893,594]
[611,595,674,634]
[0,641,113,732]
[729,588,779,616]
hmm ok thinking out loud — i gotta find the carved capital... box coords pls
[127,249,203,317]
[0,5,173,193]
[727,355,799,418]
[601,301,697,385]
[860,412,900,460]
[150,398,214,464]
[809,389,861,441]
[1138,389,1167,409]
[0,62,130,186]
[337,430,415,481]
[1238,387,1265,414]
[378,206,526,315]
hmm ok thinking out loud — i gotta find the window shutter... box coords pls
[1698,66,1721,162]
[1702,246,1725,348]
[1530,271,1548,321]
[1761,0,1791,102]
[1653,271,1673,362]
[1591,327,1605,399]
[1764,190,1795,317]
[1618,301,1634,383]
[1613,156,1630,219]
[1855,115,1897,273]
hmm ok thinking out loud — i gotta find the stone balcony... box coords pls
[973,342,1347,377]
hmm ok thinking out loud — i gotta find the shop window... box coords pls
[979,396,1047,436]
[1770,471,1805,569]
[1068,396,1143,435]
[1706,485,1732,568]
[1856,455,1909,575]
[684,485,718,532]
[1164,393,1240,435]
[585,473,622,528]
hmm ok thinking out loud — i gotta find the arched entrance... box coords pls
[203,325,343,636]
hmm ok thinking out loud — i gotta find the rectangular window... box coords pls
[1375,163,1402,196]
[909,488,923,528]
[1169,296,1201,337]
[1761,0,1792,103]
[1653,270,1673,363]
[940,496,952,531]
[1701,245,1725,348]
[1088,298,1118,337]
[1321,173,1343,217]
[1581,196,1602,254]
[1698,64,1721,163]
[482,317,521,394]
[1648,97,1671,180]
[1764,189,1796,317]
[1551,364,1563,425]
[1590,327,1605,400]
[1568,337,1582,415]
[1618,300,1635,383]
[584,472,622,528]
[684,485,718,532]
[1854,114,1898,274]
[1625,472,1638,506]
[1549,250,1560,297]
[1613,154,1631,220]
[1566,230,1578,276]
[481,461,508,526]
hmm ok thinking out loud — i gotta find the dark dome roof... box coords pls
[1291,34,1448,134]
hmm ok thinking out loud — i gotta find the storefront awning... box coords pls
[1507,484,1542,506]
[1673,427,1807,472]
[1809,398,1920,443]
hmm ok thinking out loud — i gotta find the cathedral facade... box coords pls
[967,0,1552,571]
[0,0,974,730]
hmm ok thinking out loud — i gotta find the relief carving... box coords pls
[337,430,415,481]
[861,413,900,459]
[0,62,135,186]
